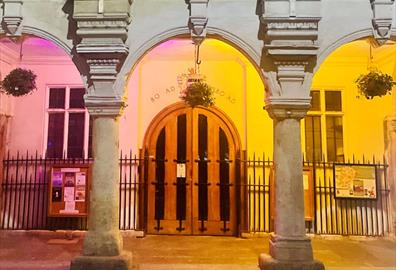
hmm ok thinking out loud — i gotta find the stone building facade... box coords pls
[1,0,395,270]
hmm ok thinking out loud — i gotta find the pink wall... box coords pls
[7,62,83,155]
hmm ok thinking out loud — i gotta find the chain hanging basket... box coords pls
[180,80,215,107]
[356,71,394,100]
[0,68,37,97]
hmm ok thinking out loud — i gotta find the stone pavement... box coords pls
[0,230,395,270]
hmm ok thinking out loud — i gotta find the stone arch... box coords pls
[0,26,88,80]
[116,26,265,95]
[21,26,73,56]
[316,28,375,71]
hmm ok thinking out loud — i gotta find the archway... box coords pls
[0,34,88,230]
[119,36,268,234]
[307,37,395,236]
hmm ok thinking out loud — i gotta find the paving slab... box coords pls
[0,230,395,270]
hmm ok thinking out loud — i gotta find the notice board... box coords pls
[334,164,377,199]
[48,165,90,217]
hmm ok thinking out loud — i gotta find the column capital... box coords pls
[186,0,209,45]
[72,0,132,116]
[84,95,125,117]
[1,0,23,36]
[370,0,395,45]
[264,61,313,100]
[83,58,126,117]
[265,97,310,120]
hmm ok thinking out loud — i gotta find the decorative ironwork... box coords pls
[0,150,390,237]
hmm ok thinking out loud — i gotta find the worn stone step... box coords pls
[136,264,259,270]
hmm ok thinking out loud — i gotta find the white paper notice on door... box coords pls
[177,163,186,178]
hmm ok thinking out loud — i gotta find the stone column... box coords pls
[69,1,133,269]
[71,100,131,270]
[83,116,122,256]
[259,101,323,269]
[384,115,396,236]
[258,63,324,270]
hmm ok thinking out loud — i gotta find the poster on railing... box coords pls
[334,164,377,199]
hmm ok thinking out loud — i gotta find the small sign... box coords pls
[60,201,79,214]
[76,172,86,186]
[177,163,186,178]
[52,187,62,202]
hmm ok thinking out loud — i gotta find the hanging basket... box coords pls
[0,68,37,97]
[180,81,215,107]
[355,71,394,99]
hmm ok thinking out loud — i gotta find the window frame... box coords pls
[44,85,90,158]
[303,89,344,162]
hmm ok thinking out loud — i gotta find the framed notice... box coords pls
[333,164,377,199]
[48,165,90,217]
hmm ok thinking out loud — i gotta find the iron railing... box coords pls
[0,151,391,236]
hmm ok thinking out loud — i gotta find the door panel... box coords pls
[147,109,192,235]
[145,105,237,235]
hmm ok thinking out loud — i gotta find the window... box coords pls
[46,86,91,158]
[305,115,322,162]
[304,90,344,162]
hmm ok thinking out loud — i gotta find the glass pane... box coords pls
[177,114,187,161]
[47,113,64,158]
[219,128,230,222]
[176,114,187,221]
[310,90,320,111]
[69,88,86,109]
[304,116,322,162]
[155,128,166,221]
[198,114,208,221]
[325,91,342,111]
[48,88,66,109]
[67,113,85,158]
[326,116,344,162]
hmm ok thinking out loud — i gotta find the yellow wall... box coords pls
[310,39,395,160]
[122,39,271,155]
[123,38,395,161]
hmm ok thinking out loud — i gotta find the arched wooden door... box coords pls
[144,103,240,235]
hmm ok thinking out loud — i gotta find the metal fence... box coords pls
[309,157,390,236]
[243,154,391,236]
[0,152,90,230]
[0,151,391,236]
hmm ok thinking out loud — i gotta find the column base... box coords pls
[269,234,314,261]
[259,253,325,270]
[70,251,132,270]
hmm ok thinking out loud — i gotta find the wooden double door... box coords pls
[144,104,240,235]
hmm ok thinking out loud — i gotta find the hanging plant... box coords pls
[180,81,215,107]
[0,68,37,97]
[355,71,394,99]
